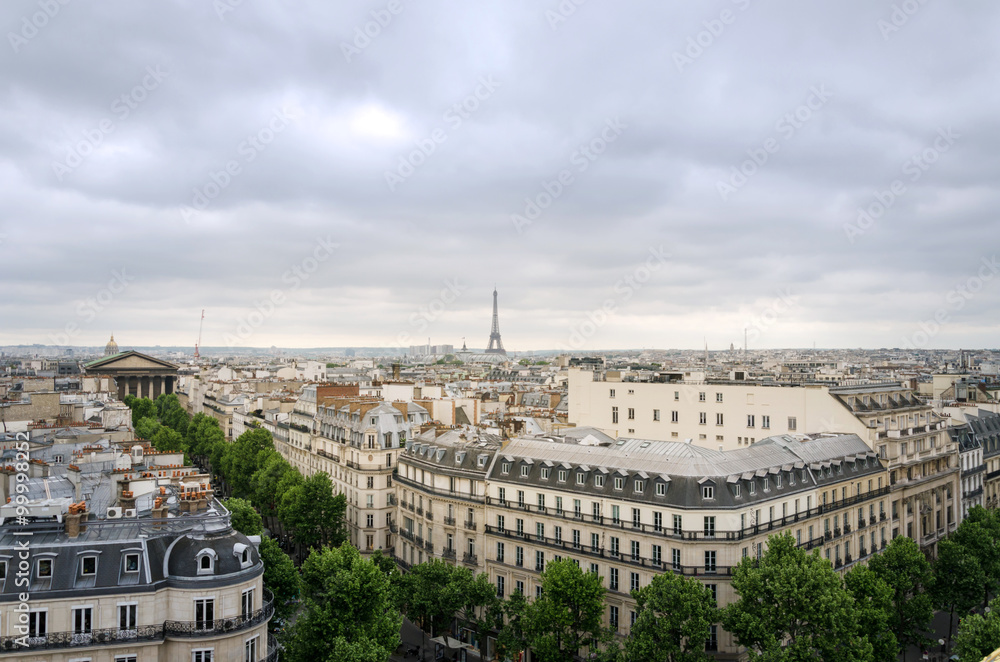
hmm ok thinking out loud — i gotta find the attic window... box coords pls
[196,549,218,575]
[37,559,53,578]
[81,556,97,576]
[124,553,140,573]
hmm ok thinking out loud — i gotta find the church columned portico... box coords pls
[84,349,179,402]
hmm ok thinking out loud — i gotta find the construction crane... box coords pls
[194,309,205,359]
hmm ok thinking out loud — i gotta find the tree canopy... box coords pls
[285,544,401,662]
[522,558,610,662]
[626,572,718,662]
[721,534,874,661]
[867,535,933,656]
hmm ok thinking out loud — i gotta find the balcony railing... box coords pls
[464,521,477,531]
[444,516,456,526]
[442,548,456,560]
[463,553,479,565]
[482,487,891,541]
[1,591,274,652]
[165,589,274,637]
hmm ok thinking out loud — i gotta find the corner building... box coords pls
[482,432,889,659]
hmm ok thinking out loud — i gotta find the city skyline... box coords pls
[2,2,999,350]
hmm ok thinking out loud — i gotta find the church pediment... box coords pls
[84,351,179,373]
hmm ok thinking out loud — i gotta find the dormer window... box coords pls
[576,473,586,485]
[124,553,140,573]
[520,465,529,478]
[81,556,97,576]
[196,549,218,575]
[234,543,253,569]
[594,475,605,488]
[540,468,550,480]
[734,484,742,498]
[37,559,53,578]
[501,462,510,474]
[702,485,714,500]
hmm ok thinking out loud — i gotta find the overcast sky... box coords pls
[1,1,998,352]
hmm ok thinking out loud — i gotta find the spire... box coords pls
[485,289,507,355]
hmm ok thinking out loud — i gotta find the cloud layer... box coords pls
[2,0,998,351]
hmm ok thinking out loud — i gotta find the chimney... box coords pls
[67,464,82,501]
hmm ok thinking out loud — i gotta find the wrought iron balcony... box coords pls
[442,548,456,560]
[464,520,477,531]
[1,626,163,652]
[165,589,274,637]
[462,552,479,565]
[444,516,456,526]
[0,590,274,652]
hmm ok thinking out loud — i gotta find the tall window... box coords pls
[609,567,619,591]
[245,636,259,662]
[628,408,635,420]
[704,551,717,573]
[195,598,215,630]
[653,409,660,421]
[704,516,716,538]
[72,607,93,635]
[28,610,47,637]
[612,407,618,423]
[610,605,619,630]
[672,514,682,535]
[496,542,505,563]
[671,548,681,570]
[119,603,137,630]
[241,589,255,619]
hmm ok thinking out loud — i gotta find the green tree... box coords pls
[221,428,275,499]
[721,534,873,661]
[952,506,1000,608]
[252,452,294,528]
[844,563,897,662]
[932,537,986,653]
[496,589,528,662]
[867,535,933,658]
[225,497,264,536]
[154,392,190,435]
[625,572,717,662]
[522,557,610,662]
[955,598,1000,662]
[278,472,347,549]
[454,572,503,658]
[397,559,471,652]
[128,397,156,428]
[134,416,161,441]
[151,425,185,453]
[285,544,401,662]
[260,537,299,620]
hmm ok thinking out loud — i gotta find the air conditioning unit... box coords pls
[124,509,137,518]
[106,507,123,519]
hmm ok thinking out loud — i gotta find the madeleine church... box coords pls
[84,335,180,400]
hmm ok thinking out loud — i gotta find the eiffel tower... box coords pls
[485,288,507,355]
